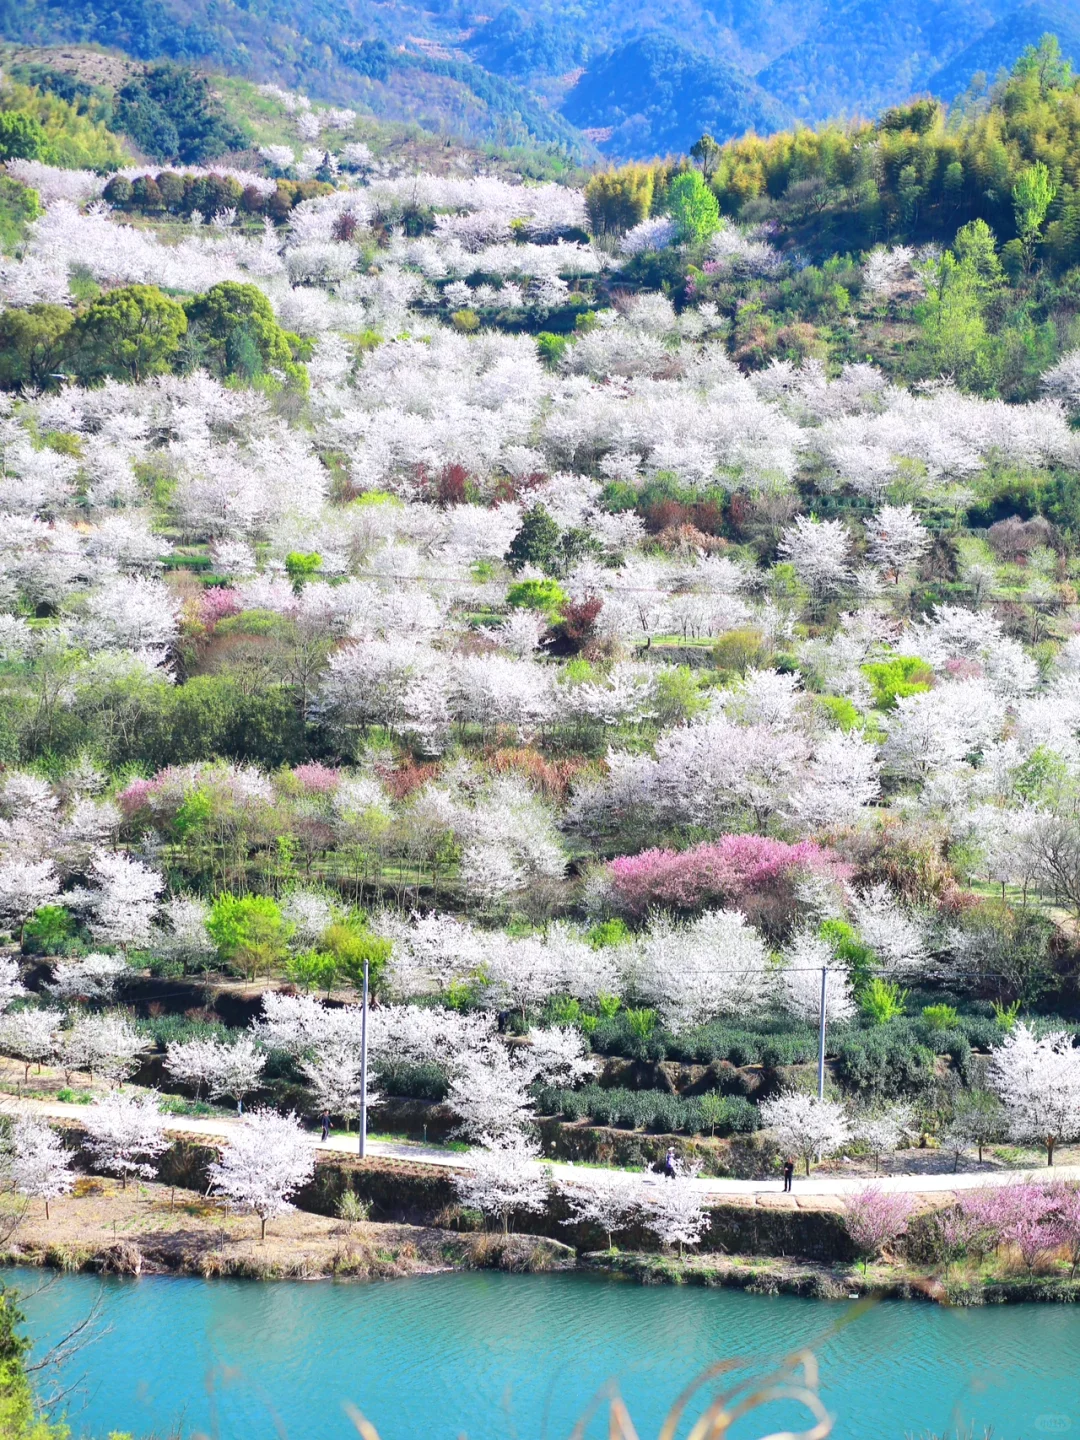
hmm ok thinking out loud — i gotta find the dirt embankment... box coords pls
[0,1178,575,1282]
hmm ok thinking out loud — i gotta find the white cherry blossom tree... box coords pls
[7,1118,75,1219]
[62,1013,150,1086]
[83,1090,168,1188]
[560,1170,645,1250]
[454,1135,549,1233]
[866,504,929,583]
[641,1176,710,1257]
[0,859,60,941]
[208,1109,317,1239]
[989,1023,1080,1165]
[447,1044,538,1140]
[758,1090,850,1176]
[0,1007,62,1079]
[526,1027,593,1087]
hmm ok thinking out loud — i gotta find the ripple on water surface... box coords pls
[12,1268,1080,1440]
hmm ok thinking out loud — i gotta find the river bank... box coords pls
[4,1177,1080,1305]
[0,1180,575,1282]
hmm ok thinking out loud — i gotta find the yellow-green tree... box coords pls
[0,1289,68,1440]
[183,281,303,383]
[585,164,654,236]
[0,305,74,390]
[72,285,187,383]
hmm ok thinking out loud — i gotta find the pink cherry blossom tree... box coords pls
[845,1186,914,1271]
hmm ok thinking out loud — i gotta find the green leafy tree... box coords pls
[1013,34,1072,95]
[323,921,391,992]
[183,282,300,382]
[506,578,568,621]
[21,905,74,956]
[860,656,934,710]
[860,978,907,1025]
[287,948,338,997]
[72,284,187,383]
[224,326,261,380]
[689,133,723,182]
[284,552,323,592]
[0,80,125,168]
[915,226,1003,390]
[666,170,720,245]
[0,1288,67,1439]
[1012,161,1057,270]
[535,332,569,369]
[116,64,247,163]
[207,893,291,981]
[506,504,561,572]
[0,111,48,162]
[0,305,74,390]
[0,176,41,252]
[584,164,654,235]
[921,1004,959,1032]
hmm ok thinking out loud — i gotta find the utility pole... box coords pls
[359,957,369,1159]
[817,966,828,1101]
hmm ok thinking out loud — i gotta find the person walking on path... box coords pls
[664,1146,677,1179]
[782,1158,795,1193]
[320,1110,330,1142]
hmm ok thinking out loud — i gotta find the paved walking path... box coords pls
[5,1094,1079,1204]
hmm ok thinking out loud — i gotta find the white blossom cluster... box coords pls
[2,157,1080,1161]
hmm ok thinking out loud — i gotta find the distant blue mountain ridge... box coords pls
[0,0,1077,156]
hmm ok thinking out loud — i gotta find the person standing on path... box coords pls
[664,1146,677,1179]
[320,1110,330,1142]
[782,1158,794,1192]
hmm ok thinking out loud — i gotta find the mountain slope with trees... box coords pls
[2,41,1080,1275]
[2,0,1080,157]
[561,36,791,160]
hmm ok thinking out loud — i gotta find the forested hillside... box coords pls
[1,33,1080,1208]
[1,0,1079,157]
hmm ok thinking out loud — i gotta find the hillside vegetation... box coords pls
[1,38,1080,1246]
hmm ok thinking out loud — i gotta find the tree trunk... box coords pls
[44,1200,50,1221]
[260,1215,267,1242]
[1047,1136,1055,1166]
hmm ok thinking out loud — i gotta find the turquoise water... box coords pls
[10,1268,1080,1440]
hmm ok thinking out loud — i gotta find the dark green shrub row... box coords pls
[536,1083,759,1136]
[376,1061,450,1102]
[669,1021,822,1067]
[134,1015,230,1048]
[836,1024,938,1099]
[590,1013,822,1066]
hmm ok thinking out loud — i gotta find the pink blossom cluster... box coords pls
[118,763,275,822]
[607,835,846,918]
[116,776,158,819]
[291,763,342,794]
[845,1185,914,1266]
[199,586,242,628]
[118,765,204,820]
[957,1182,1080,1273]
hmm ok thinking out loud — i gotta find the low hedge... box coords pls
[589,1015,821,1066]
[374,1060,450,1102]
[536,1084,758,1136]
